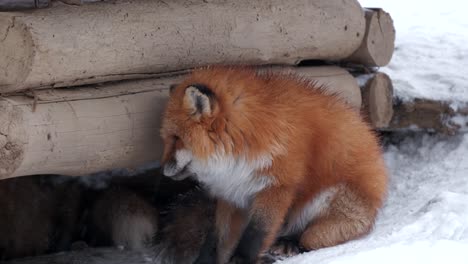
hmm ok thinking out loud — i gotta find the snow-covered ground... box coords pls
[282,0,468,263]
[282,133,468,263]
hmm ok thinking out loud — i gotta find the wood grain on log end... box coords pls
[360,72,394,128]
[0,16,34,87]
[0,100,27,179]
[346,8,396,67]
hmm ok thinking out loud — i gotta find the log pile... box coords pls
[0,0,403,181]
[0,0,366,92]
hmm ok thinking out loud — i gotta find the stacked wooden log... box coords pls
[0,0,405,180]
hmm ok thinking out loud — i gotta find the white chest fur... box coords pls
[189,152,275,208]
[281,186,338,236]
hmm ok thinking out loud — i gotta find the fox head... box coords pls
[159,67,288,181]
[160,82,219,180]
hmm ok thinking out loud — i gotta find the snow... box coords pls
[280,1,468,262]
[358,0,468,102]
[282,133,468,263]
[304,240,468,264]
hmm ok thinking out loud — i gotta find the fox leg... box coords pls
[194,200,246,264]
[216,200,248,264]
[230,186,294,264]
[299,185,378,250]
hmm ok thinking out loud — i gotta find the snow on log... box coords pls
[386,99,468,135]
[0,0,365,93]
[346,8,395,67]
[0,66,360,180]
[357,72,394,128]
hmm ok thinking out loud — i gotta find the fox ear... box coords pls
[183,84,215,120]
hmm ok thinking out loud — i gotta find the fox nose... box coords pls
[163,162,193,181]
[163,158,180,177]
[163,149,193,179]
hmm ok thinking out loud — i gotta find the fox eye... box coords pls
[169,84,178,95]
[166,135,179,148]
[172,135,184,149]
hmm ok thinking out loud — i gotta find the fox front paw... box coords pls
[268,238,304,258]
[257,254,280,264]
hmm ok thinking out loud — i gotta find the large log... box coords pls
[346,8,395,67]
[355,72,467,133]
[0,77,176,180]
[0,66,360,180]
[260,66,362,109]
[385,99,468,135]
[0,0,365,93]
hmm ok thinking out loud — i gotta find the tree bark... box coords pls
[0,0,365,93]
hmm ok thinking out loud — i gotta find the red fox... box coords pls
[160,66,388,263]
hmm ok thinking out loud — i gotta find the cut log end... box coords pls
[0,16,33,87]
[0,139,24,179]
[360,72,394,128]
[346,8,395,67]
[0,101,27,179]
